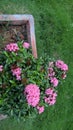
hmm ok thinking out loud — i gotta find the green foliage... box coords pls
[0,41,68,121]
[0,41,50,120]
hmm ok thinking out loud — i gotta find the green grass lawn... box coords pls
[0,0,73,130]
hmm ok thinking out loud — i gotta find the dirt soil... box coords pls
[0,23,28,50]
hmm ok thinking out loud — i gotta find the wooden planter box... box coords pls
[0,14,37,120]
[0,14,37,58]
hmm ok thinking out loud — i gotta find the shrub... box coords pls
[0,41,68,120]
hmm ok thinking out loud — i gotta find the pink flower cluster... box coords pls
[48,60,68,87]
[23,42,30,49]
[0,65,3,72]
[44,88,57,105]
[48,67,58,87]
[48,68,55,77]
[50,77,58,87]
[36,105,44,114]
[55,60,68,80]
[55,60,68,71]
[5,43,19,52]
[24,84,40,107]
[11,66,21,80]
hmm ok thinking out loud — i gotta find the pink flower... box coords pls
[48,68,53,73]
[55,60,68,71]
[45,88,54,95]
[11,67,21,75]
[24,84,40,107]
[5,43,19,52]
[61,64,68,71]
[0,65,3,72]
[37,106,44,114]
[23,42,30,49]
[48,68,55,78]
[49,99,56,105]
[55,60,64,69]
[44,88,57,105]
[48,72,55,77]
[50,77,58,87]
[16,75,21,80]
[11,66,21,80]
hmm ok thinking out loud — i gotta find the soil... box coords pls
[0,23,28,50]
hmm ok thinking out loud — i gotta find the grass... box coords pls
[0,0,73,130]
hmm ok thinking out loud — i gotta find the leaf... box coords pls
[11,109,14,116]
[4,51,9,57]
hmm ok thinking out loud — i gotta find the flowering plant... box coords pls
[0,41,68,120]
